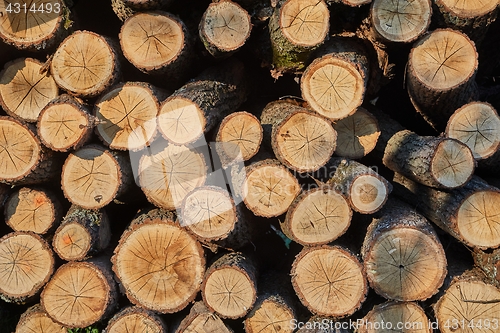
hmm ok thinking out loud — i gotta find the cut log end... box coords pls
[53,222,92,261]
[371,0,432,43]
[291,246,367,317]
[446,102,500,160]
[104,306,168,333]
[244,297,295,333]
[176,301,233,332]
[430,139,475,188]
[0,58,58,122]
[437,0,498,18]
[350,174,389,214]
[15,304,67,333]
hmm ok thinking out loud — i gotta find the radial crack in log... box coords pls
[15,304,66,333]
[104,306,168,333]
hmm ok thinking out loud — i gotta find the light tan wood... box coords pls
[245,297,295,333]
[437,0,498,18]
[0,58,58,122]
[174,301,233,333]
[15,304,66,333]
[104,306,168,333]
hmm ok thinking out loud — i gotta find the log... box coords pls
[268,0,330,74]
[112,0,172,21]
[241,158,301,217]
[4,186,63,235]
[40,258,118,328]
[15,304,66,333]
[0,57,59,122]
[157,59,248,145]
[52,205,111,261]
[407,29,479,131]
[433,269,500,333]
[473,247,500,288]
[103,306,168,333]
[199,0,252,58]
[50,30,121,98]
[61,144,133,209]
[393,173,500,249]
[0,0,68,51]
[174,301,234,333]
[358,301,431,333]
[281,185,352,246]
[215,111,263,168]
[0,117,61,185]
[119,11,193,78]
[327,0,371,6]
[37,94,94,152]
[0,231,54,304]
[291,245,367,317]
[445,101,500,160]
[332,106,380,159]
[138,143,207,211]
[202,252,257,319]
[94,81,162,151]
[370,0,432,44]
[326,158,392,214]
[361,198,447,301]
[260,100,337,173]
[111,208,205,313]
[301,37,370,120]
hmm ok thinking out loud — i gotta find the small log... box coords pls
[202,252,257,319]
[0,0,68,51]
[242,158,301,217]
[358,301,431,333]
[15,304,66,333]
[199,0,252,58]
[174,301,233,333]
[41,258,118,328]
[473,248,500,288]
[407,29,479,131]
[112,0,172,21]
[281,186,352,246]
[0,117,61,185]
[103,306,168,333]
[4,187,63,234]
[61,144,133,209]
[370,0,432,44]
[301,37,370,120]
[0,232,54,304]
[50,30,121,98]
[393,173,500,249]
[260,100,337,173]
[158,59,248,145]
[111,208,205,313]
[361,198,447,301]
[327,158,392,214]
[383,130,475,189]
[94,82,162,151]
[268,0,330,74]
[433,270,500,333]
[0,58,59,122]
[138,144,207,211]
[445,101,500,160]
[37,94,94,152]
[332,106,380,159]
[120,11,193,78]
[291,245,367,317]
[215,111,263,168]
[52,205,111,261]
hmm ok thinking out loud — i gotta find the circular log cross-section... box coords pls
[4,187,62,234]
[15,304,66,333]
[104,306,168,333]
[282,186,352,246]
[202,252,257,319]
[200,0,251,57]
[139,144,207,211]
[61,145,123,209]
[176,301,233,333]
[120,11,190,75]
[41,260,117,328]
[51,30,120,98]
[112,211,205,313]
[216,111,263,167]
[0,58,59,122]
[37,94,93,152]
[94,82,159,151]
[371,0,432,43]
[291,246,367,317]
[0,0,65,50]
[446,102,500,160]
[242,159,301,217]
[0,232,54,304]
[245,297,295,333]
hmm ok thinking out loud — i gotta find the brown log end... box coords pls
[15,304,66,333]
[104,306,168,333]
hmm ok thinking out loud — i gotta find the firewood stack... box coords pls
[1,0,500,332]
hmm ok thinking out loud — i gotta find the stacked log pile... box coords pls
[1,0,500,332]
